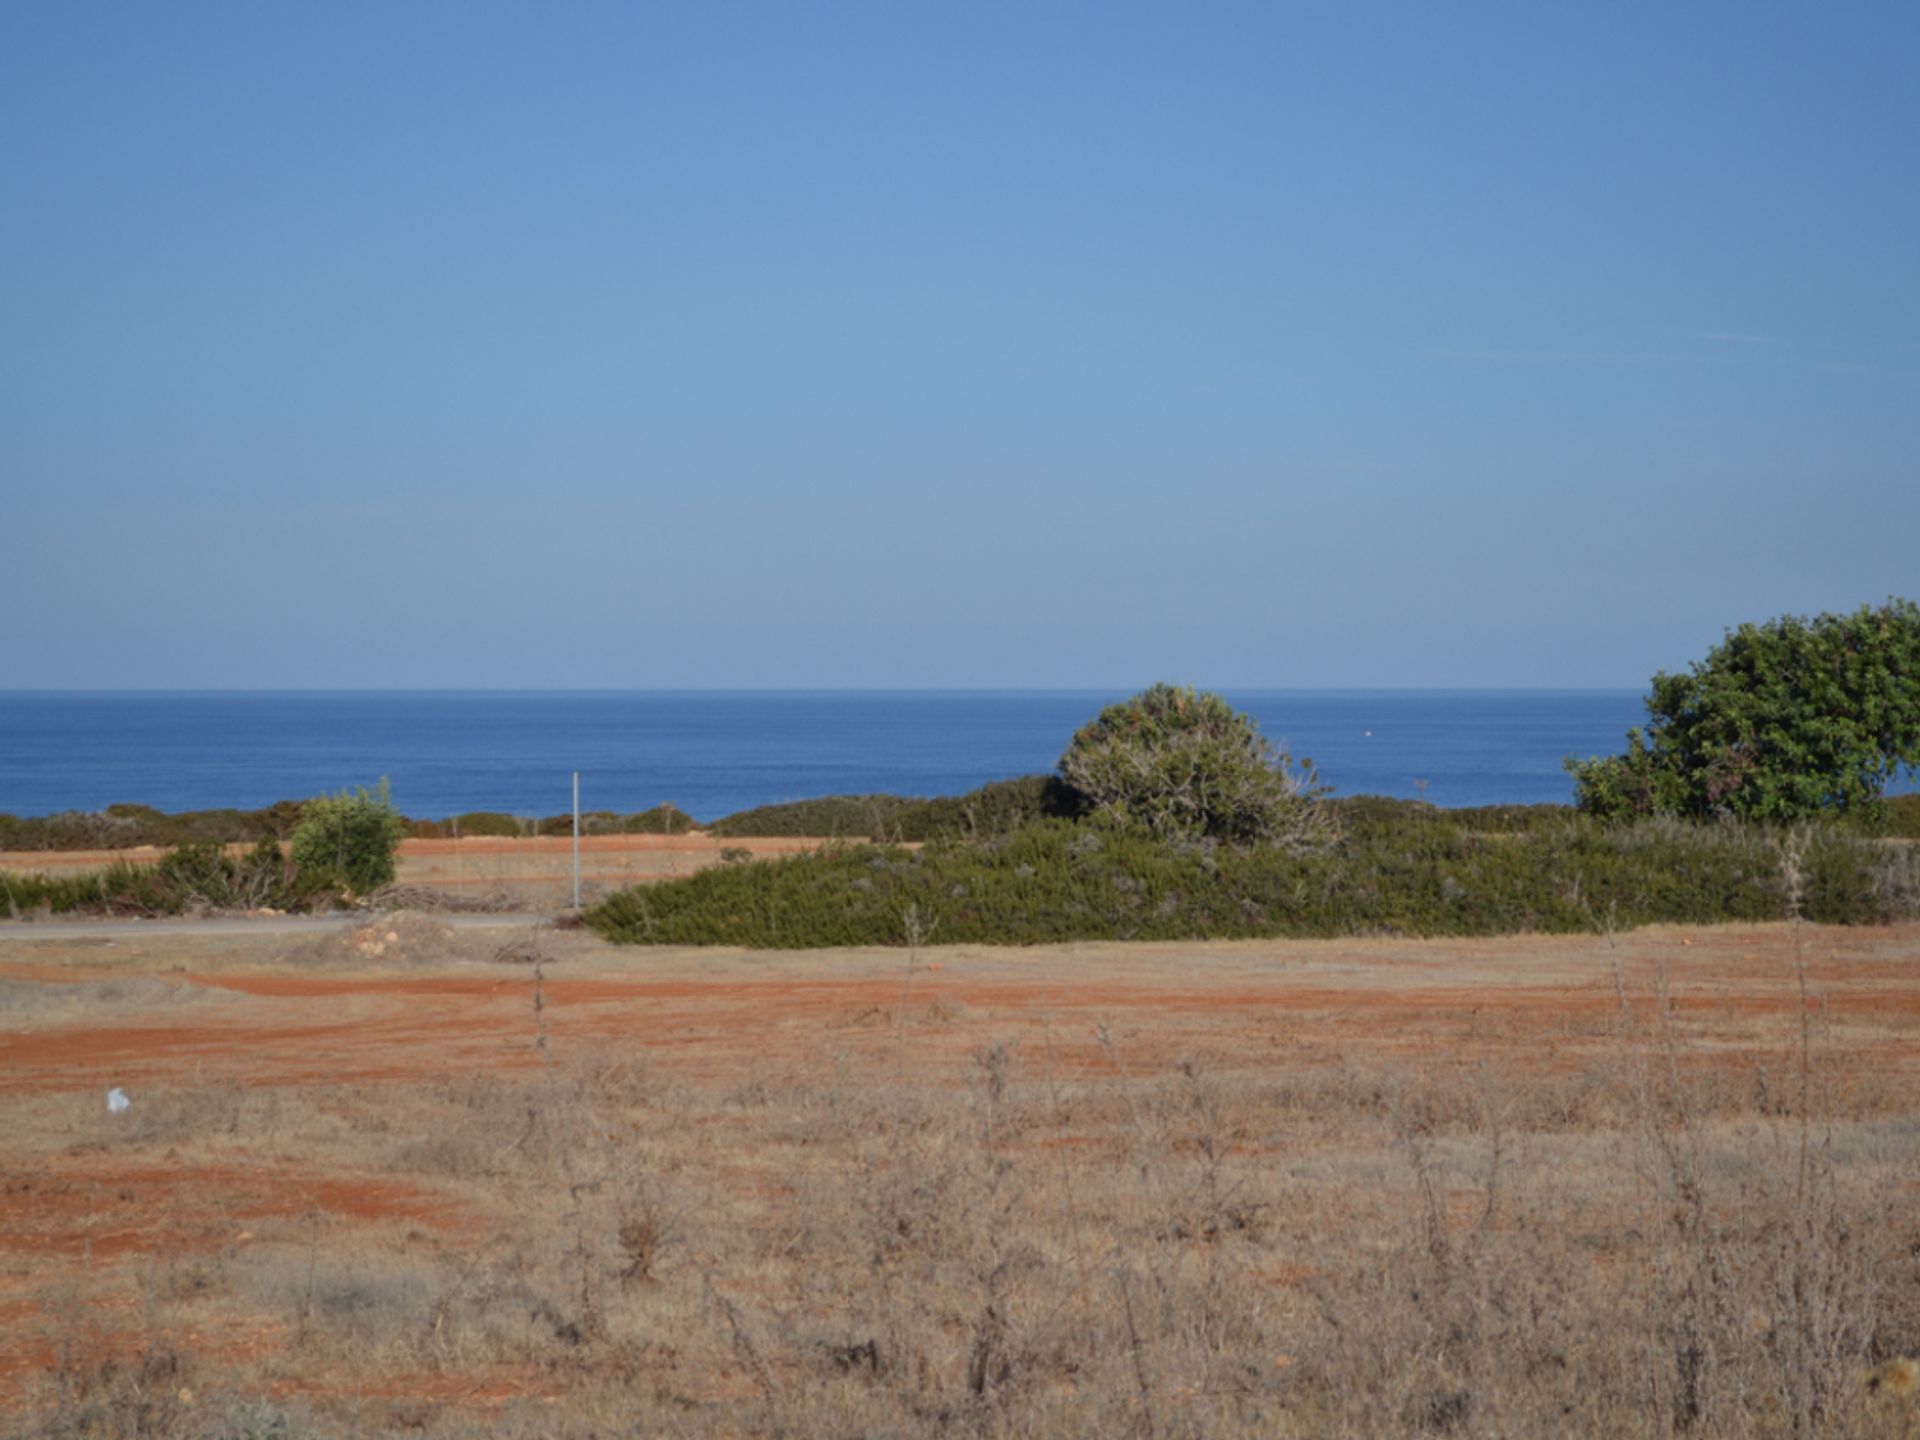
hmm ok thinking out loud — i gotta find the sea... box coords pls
[0,690,1664,822]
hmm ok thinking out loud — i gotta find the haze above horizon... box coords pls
[5,4,1914,690]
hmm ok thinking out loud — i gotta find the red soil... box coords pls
[1,921,1915,1415]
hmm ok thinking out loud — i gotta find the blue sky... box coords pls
[4,2,1915,689]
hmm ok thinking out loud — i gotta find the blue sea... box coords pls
[0,690,1656,821]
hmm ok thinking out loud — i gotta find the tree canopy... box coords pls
[1568,599,1920,821]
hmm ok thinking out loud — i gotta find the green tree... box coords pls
[1058,683,1327,846]
[1568,599,1920,822]
[289,780,407,893]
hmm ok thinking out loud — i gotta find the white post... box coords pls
[571,771,581,911]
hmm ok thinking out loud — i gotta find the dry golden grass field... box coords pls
[3,911,1920,1438]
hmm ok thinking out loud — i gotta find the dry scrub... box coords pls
[3,926,1918,1439]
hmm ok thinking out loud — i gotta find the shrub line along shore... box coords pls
[5,785,1918,941]
[6,785,1919,853]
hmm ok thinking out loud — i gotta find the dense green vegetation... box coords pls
[289,782,408,895]
[402,804,700,839]
[0,801,307,851]
[1,800,700,849]
[543,804,700,837]
[1571,599,1920,822]
[1059,682,1325,845]
[9,787,1911,851]
[593,683,1920,949]
[588,810,1920,948]
[0,839,324,919]
[707,776,1081,841]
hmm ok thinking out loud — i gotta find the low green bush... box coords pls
[2,796,713,848]
[0,838,323,919]
[886,776,1083,841]
[0,862,181,918]
[533,805,701,837]
[1445,802,1581,834]
[706,794,922,839]
[707,776,1078,841]
[588,814,1920,949]
[1883,792,1920,840]
[0,801,306,851]
[436,812,526,838]
[290,783,406,895]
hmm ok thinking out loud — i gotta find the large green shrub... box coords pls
[289,781,407,894]
[587,814,1919,949]
[1058,684,1326,847]
[1570,599,1920,822]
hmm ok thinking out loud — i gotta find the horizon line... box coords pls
[1,684,1651,697]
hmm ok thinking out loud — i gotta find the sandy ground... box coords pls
[2,919,1917,1432]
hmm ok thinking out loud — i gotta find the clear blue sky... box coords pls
[4,2,1915,689]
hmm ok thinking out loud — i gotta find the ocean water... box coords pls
[0,690,1651,821]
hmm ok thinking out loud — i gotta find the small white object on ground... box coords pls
[106,1087,130,1114]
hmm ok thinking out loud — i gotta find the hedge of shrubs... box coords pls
[0,802,308,851]
[705,777,1082,841]
[402,805,700,840]
[0,800,702,850]
[0,840,331,919]
[588,812,1920,949]
[9,788,1911,851]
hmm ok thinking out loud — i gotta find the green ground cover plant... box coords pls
[704,793,928,839]
[589,812,1920,947]
[707,776,1080,841]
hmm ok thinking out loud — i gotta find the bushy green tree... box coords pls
[1569,599,1920,822]
[1058,684,1326,846]
[290,780,407,893]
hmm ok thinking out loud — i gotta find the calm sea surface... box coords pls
[0,691,1655,821]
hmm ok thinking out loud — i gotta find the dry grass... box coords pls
[1,922,1918,1438]
[0,977,228,1030]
